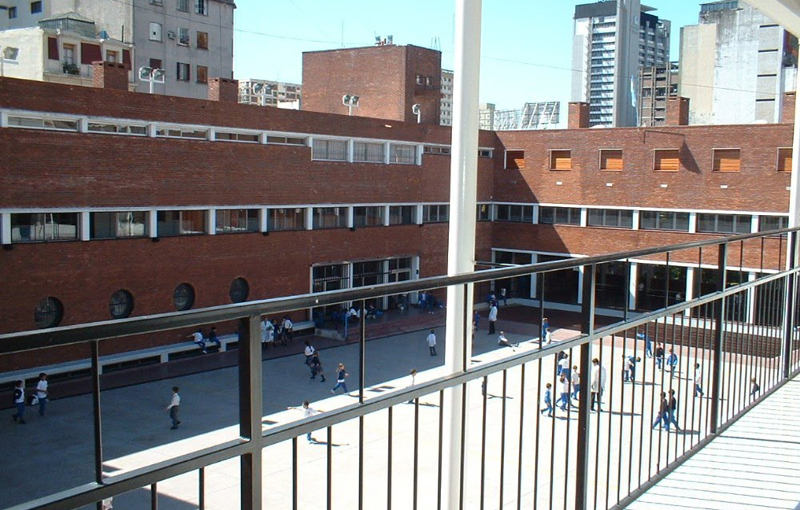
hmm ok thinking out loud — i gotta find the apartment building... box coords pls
[238,79,301,108]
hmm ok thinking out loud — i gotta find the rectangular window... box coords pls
[196,65,208,83]
[494,204,533,223]
[176,62,190,81]
[215,209,259,234]
[157,210,206,236]
[149,58,162,69]
[195,0,207,15]
[266,135,306,146]
[268,208,305,231]
[354,206,384,227]
[549,150,572,171]
[587,209,634,228]
[758,215,788,232]
[63,44,76,65]
[149,22,163,42]
[423,205,449,223]
[312,139,347,161]
[600,149,623,170]
[106,50,118,63]
[91,212,148,239]
[390,144,416,164]
[712,149,741,172]
[389,206,416,225]
[478,149,493,158]
[30,1,42,13]
[353,141,385,163]
[9,6,17,18]
[197,31,208,49]
[697,213,752,234]
[424,145,451,155]
[639,211,690,231]
[155,126,207,139]
[313,207,348,229]
[87,122,147,136]
[177,0,189,11]
[778,147,793,172]
[505,150,525,169]
[538,206,581,225]
[11,213,79,243]
[178,27,189,45]
[477,204,491,222]
[654,149,680,171]
[7,115,78,131]
[215,131,259,143]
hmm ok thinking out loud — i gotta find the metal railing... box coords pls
[2,228,800,510]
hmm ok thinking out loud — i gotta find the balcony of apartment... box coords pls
[3,228,797,510]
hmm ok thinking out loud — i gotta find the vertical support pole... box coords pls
[443,1,482,508]
[239,315,263,510]
[91,341,104,510]
[360,298,367,403]
[150,483,158,510]
[575,264,595,510]
[199,468,205,510]
[710,243,728,434]
[782,232,797,378]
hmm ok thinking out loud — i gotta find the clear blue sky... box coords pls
[233,1,703,111]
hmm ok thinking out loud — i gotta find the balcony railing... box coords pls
[2,228,799,510]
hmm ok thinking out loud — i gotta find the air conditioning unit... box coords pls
[167,31,176,40]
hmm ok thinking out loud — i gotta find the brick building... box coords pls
[0,73,794,371]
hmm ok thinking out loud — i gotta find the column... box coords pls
[628,262,639,311]
[1,213,11,245]
[148,209,158,238]
[80,211,90,241]
[207,209,216,235]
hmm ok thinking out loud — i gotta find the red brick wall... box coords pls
[208,77,239,103]
[91,61,128,91]
[666,97,689,126]
[568,102,590,129]
[782,92,796,124]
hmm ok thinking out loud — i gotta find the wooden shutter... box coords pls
[47,37,59,60]
[713,149,741,172]
[506,150,525,170]
[654,149,680,171]
[80,43,102,64]
[778,148,793,172]
[600,150,623,170]
[550,150,572,170]
[122,49,131,70]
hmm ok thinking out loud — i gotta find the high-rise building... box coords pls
[637,63,679,126]
[239,79,302,109]
[679,0,797,125]
[571,0,671,127]
[478,102,495,130]
[440,69,454,126]
[0,0,234,99]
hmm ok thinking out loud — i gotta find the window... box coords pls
[30,1,42,13]
[758,215,788,232]
[91,212,148,239]
[778,147,793,172]
[549,150,572,171]
[712,149,741,172]
[639,211,690,231]
[106,50,118,63]
[353,141,384,163]
[229,278,249,303]
[88,122,147,135]
[354,206,384,227]
[196,65,208,84]
[178,27,189,45]
[63,44,76,65]
[195,0,207,15]
[600,149,623,171]
[268,208,305,231]
[539,206,581,225]
[266,135,306,146]
[313,207,348,229]
[423,205,449,223]
[197,31,208,49]
[654,149,680,171]
[109,290,134,319]
[495,204,533,223]
[390,144,416,164]
[478,149,493,158]
[8,115,78,131]
[477,204,491,222]
[424,145,451,156]
[156,126,206,139]
[150,0,163,4]
[697,213,752,234]
[312,139,347,161]
[157,210,206,236]
[389,206,416,225]
[173,283,195,311]
[149,58,162,70]
[587,209,634,228]
[35,297,63,329]
[149,22,163,42]
[177,0,189,11]
[215,209,259,234]
[505,150,525,169]
[8,6,17,18]
[11,213,79,243]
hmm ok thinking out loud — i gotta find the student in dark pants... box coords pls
[11,380,26,424]
[331,364,349,394]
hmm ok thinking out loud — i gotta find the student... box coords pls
[591,358,607,412]
[11,380,26,424]
[571,366,581,400]
[309,352,326,382]
[540,383,554,417]
[331,364,349,395]
[36,372,49,417]
[557,373,570,411]
[497,331,516,349]
[426,330,437,356]
[288,401,321,443]
[750,377,760,400]
[166,386,181,430]
[499,287,508,306]
[694,363,704,397]
[304,341,316,366]
[667,389,681,431]
[652,392,669,431]
[488,303,498,335]
[666,349,679,375]
[637,332,653,358]
[558,355,571,380]
[541,317,550,342]
[655,344,665,370]
[208,327,221,350]
[189,328,206,354]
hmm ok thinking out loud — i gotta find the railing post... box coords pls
[239,315,263,510]
[710,243,728,434]
[783,232,798,378]
[91,340,104,510]
[575,263,595,510]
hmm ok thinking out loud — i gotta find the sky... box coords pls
[233,1,703,113]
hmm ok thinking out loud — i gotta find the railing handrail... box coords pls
[1,227,797,354]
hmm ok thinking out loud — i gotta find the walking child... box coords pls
[427,329,437,356]
[166,386,181,430]
[11,380,25,424]
[541,383,554,417]
[331,364,349,394]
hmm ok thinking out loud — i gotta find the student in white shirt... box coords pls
[166,386,181,430]
[36,372,49,417]
[427,330,437,356]
[288,401,321,443]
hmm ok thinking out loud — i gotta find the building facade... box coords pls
[571,0,671,127]
[440,68,453,126]
[238,79,301,108]
[637,63,679,126]
[679,0,797,125]
[0,0,234,98]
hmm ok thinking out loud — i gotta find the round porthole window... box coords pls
[109,289,134,319]
[34,297,64,329]
[173,283,195,311]
[229,277,249,303]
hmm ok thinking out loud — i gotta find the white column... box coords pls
[577,266,585,304]
[747,272,756,324]
[207,209,216,235]
[347,139,354,163]
[384,142,391,165]
[416,144,424,166]
[0,111,8,128]
[259,208,268,232]
[1,213,11,244]
[415,204,424,225]
[148,209,158,238]
[147,123,157,138]
[347,206,355,228]
[750,214,759,234]
[208,129,217,142]
[629,262,639,311]
[80,211,90,241]
[305,207,314,230]
[530,253,538,299]
[580,208,588,227]
[532,204,539,224]
[443,1,481,508]
[259,132,269,145]
[688,212,697,233]
[78,118,88,134]
[685,267,696,314]
[383,205,391,226]
[631,209,640,230]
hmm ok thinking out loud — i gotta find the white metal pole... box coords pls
[442,0,481,508]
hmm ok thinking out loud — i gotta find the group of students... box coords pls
[541,357,608,417]
[260,316,294,347]
[11,373,49,425]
